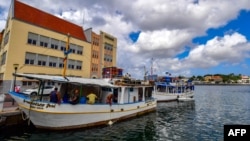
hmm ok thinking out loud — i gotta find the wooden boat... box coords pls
[154,81,194,102]
[8,73,157,130]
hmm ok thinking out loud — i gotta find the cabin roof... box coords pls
[15,73,115,87]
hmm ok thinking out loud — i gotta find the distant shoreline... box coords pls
[194,83,250,86]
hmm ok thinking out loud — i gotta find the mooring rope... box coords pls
[26,95,37,125]
[20,109,29,120]
[108,103,120,126]
[108,105,113,126]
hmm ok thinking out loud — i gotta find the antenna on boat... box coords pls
[144,66,148,81]
[151,58,153,75]
[62,33,71,80]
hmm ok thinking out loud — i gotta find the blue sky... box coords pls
[193,10,250,43]
[189,10,250,76]
[1,0,250,79]
[127,9,250,77]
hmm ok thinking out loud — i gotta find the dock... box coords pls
[0,94,26,127]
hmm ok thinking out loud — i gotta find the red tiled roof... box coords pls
[14,0,87,41]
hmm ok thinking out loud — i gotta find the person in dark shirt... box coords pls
[50,87,61,104]
[69,89,80,105]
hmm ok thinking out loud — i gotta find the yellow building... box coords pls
[204,76,212,82]
[0,0,117,93]
[85,29,117,78]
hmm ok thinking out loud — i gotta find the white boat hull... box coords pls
[155,93,178,102]
[177,92,195,102]
[10,92,157,130]
[155,91,194,102]
[178,97,194,102]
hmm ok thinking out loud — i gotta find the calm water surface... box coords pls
[1,85,250,141]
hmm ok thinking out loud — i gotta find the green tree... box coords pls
[197,75,204,81]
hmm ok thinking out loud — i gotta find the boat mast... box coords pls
[63,33,70,77]
[151,58,153,75]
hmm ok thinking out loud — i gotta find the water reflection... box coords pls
[156,101,196,141]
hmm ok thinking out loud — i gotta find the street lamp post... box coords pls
[12,63,19,105]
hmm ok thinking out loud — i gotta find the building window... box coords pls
[77,50,83,55]
[76,61,82,70]
[68,59,75,69]
[59,63,64,68]
[69,43,77,54]
[104,55,113,62]
[3,31,10,46]
[60,41,66,51]
[68,64,74,69]
[51,38,59,50]
[39,35,49,48]
[1,51,7,65]
[25,52,36,65]
[77,46,83,55]
[49,62,56,67]
[91,64,98,72]
[104,43,113,51]
[48,56,57,67]
[27,32,38,45]
[92,51,99,58]
[59,58,64,68]
[38,60,46,66]
[37,54,47,66]
[22,81,32,86]
[0,73,3,80]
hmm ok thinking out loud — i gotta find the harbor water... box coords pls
[1,85,250,141]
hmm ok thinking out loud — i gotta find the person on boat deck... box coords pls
[87,92,97,104]
[106,93,113,106]
[69,89,80,105]
[50,87,61,104]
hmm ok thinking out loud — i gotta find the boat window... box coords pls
[129,88,134,92]
[101,87,112,92]
[145,87,153,100]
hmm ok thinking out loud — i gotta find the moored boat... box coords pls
[177,92,195,102]
[154,79,195,102]
[8,73,157,130]
[177,96,195,102]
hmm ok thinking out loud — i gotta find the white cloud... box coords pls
[181,32,250,69]
[0,0,11,30]
[131,29,192,58]
[0,20,5,30]
[0,0,250,78]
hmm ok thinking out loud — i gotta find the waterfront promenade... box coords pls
[0,94,23,126]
